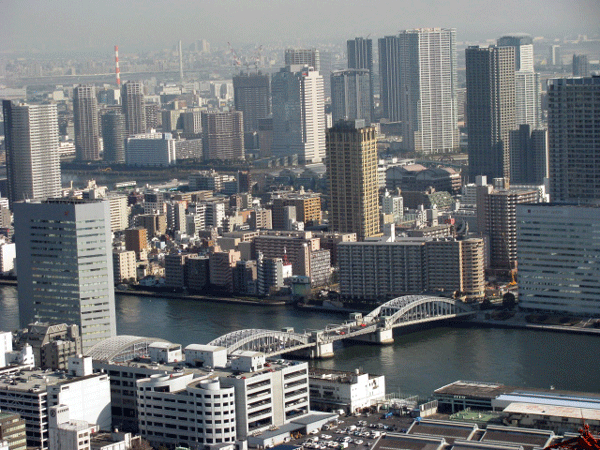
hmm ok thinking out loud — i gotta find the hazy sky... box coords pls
[2,0,599,53]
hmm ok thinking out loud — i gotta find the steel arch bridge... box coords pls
[365,295,473,328]
[207,329,312,355]
[209,296,475,356]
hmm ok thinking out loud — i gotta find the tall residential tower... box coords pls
[2,101,61,208]
[271,65,325,164]
[466,46,516,180]
[121,81,146,135]
[326,120,380,241]
[73,85,101,161]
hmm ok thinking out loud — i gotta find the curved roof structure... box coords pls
[85,335,171,362]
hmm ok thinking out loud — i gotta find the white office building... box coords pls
[0,356,111,450]
[126,133,176,166]
[517,204,600,315]
[14,198,116,351]
[272,65,326,164]
[309,368,385,414]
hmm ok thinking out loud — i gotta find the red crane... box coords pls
[545,424,600,450]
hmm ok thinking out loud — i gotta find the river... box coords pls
[1,286,598,398]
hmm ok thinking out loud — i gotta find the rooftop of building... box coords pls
[0,367,105,394]
[503,402,600,420]
[308,368,382,382]
[434,380,514,400]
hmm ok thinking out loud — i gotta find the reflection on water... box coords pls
[1,287,599,398]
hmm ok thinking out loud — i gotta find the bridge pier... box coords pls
[313,342,334,359]
[350,328,394,345]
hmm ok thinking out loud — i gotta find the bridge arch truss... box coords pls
[207,329,311,355]
[365,295,473,327]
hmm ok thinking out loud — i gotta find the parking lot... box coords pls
[288,412,416,450]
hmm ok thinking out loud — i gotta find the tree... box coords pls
[502,292,517,310]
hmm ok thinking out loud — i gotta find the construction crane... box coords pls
[544,424,600,450]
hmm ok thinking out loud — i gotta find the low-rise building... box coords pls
[308,368,385,414]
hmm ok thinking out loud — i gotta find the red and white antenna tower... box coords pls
[114,45,121,87]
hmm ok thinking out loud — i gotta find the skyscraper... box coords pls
[232,72,271,133]
[497,34,541,129]
[548,76,600,203]
[572,54,590,77]
[347,37,374,118]
[2,101,61,208]
[378,35,402,122]
[326,120,380,241]
[466,46,516,180]
[330,69,372,125]
[14,198,116,351]
[510,124,548,185]
[101,110,126,163]
[284,49,320,71]
[271,65,325,164]
[121,81,146,135]
[201,111,244,160]
[396,28,458,154]
[72,85,101,161]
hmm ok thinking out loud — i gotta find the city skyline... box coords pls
[1,0,599,53]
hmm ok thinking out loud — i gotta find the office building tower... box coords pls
[397,28,459,154]
[510,125,548,185]
[14,198,116,352]
[201,111,244,160]
[331,69,372,124]
[271,65,325,164]
[233,72,271,133]
[121,81,146,135]
[101,110,126,163]
[284,48,320,71]
[548,77,600,203]
[2,101,61,208]
[378,35,402,122]
[517,204,600,315]
[497,34,541,129]
[347,37,374,117]
[72,85,100,161]
[466,46,516,180]
[326,120,380,241]
[572,54,590,77]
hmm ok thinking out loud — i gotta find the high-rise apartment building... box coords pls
[572,54,590,77]
[201,111,244,160]
[233,72,271,133]
[548,76,600,203]
[101,110,126,163]
[14,198,116,351]
[378,36,402,122]
[510,125,548,185]
[466,46,516,180]
[121,81,146,135]
[271,65,325,164]
[2,101,61,208]
[398,28,458,154]
[284,48,320,71]
[347,37,374,118]
[330,69,372,125]
[326,120,380,241]
[497,34,541,129]
[72,85,100,161]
